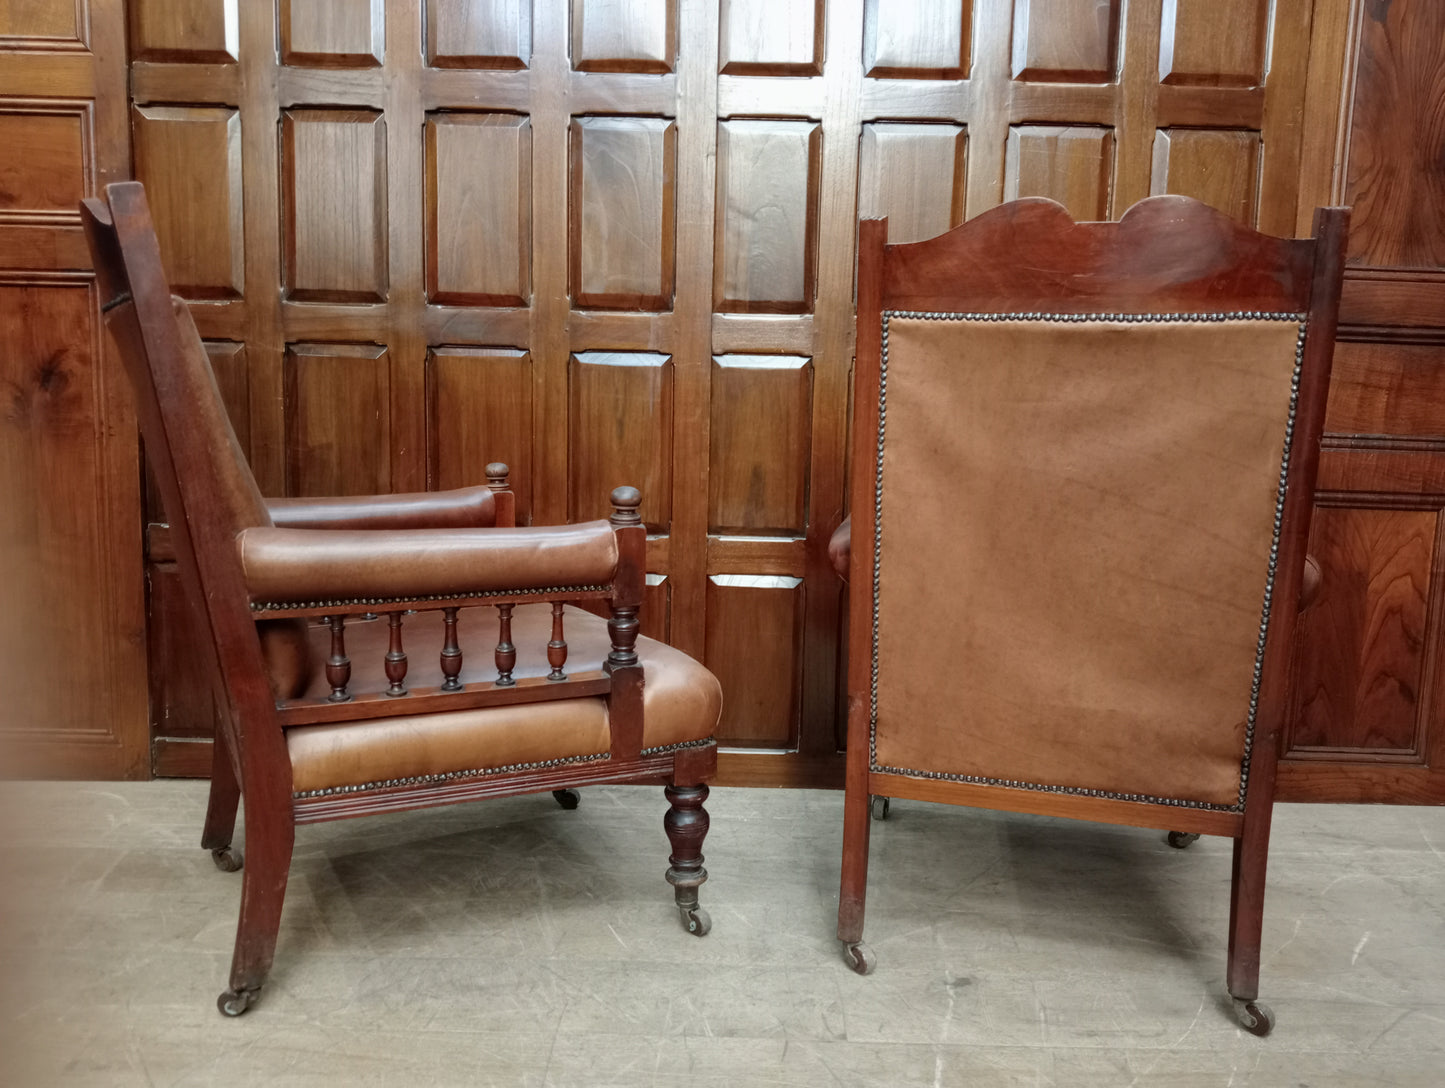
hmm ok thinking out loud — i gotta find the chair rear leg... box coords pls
[218,802,295,1016]
[1226,834,1274,1036]
[201,727,242,871]
[837,777,874,973]
[663,783,710,936]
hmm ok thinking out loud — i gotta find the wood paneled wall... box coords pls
[132,0,1325,784]
[0,0,147,777]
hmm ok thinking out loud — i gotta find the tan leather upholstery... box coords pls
[268,488,498,530]
[237,522,619,604]
[872,317,1302,807]
[285,604,721,793]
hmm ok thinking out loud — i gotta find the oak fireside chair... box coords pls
[833,196,1347,1035]
[82,182,722,1016]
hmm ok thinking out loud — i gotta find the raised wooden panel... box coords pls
[570,115,676,311]
[642,573,669,642]
[1343,0,1445,268]
[1012,0,1120,83]
[0,105,87,220]
[1325,342,1445,439]
[0,0,84,45]
[282,109,388,303]
[1004,124,1114,221]
[709,355,811,535]
[714,118,821,313]
[131,106,243,299]
[425,112,530,306]
[129,0,237,63]
[858,122,966,244]
[1289,507,1437,755]
[205,341,250,457]
[572,0,675,74]
[1159,0,1267,87]
[1150,127,1260,226]
[568,352,673,530]
[284,342,391,496]
[426,0,530,69]
[427,347,533,520]
[719,0,822,76]
[704,575,804,747]
[863,0,970,80]
[280,0,383,68]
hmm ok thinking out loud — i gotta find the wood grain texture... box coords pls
[1011,0,1120,83]
[0,104,86,217]
[718,0,822,76]
[1004,124,1114,221]
[863,0,970,79]
[427,346,533,519]
[426,0,530,69]
[1150,127,1260,225]
[704,574,804,746]
[708,355,811,535]
[572,0,675,73]
[131,105,243,297]
[425,112,530,305]
[568,351,673,531]
[281,108,388,302]
[0,0,84,41]
[284,342,391,496]
[714,118,820,313]
[129,0,237,63]
[569,114,676,310]
[641,572,670,641]
[1342,0,1445,268]
[206,340,250,457]
[1158,0,1267,87]
[858,122,966,244]
[1325,340,1445,439]
[280,0,384,68]
[1287,507,1435,755]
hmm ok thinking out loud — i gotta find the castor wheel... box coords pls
[841,940,876,975]
[679,905,711,936]
[1166,831,1201,849]
[210,846,243,872]
[217,988,258,1017]
[1232,998,1274,1036]
[552,789,581,810]
[870,796,891,821]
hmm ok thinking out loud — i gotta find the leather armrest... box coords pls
[266,486,498,530]
[238,521,619,605]
[828,516,852,583]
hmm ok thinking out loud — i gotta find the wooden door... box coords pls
[0,0,146,778]
[135,0,1321,785]
[1278,0,1445,804]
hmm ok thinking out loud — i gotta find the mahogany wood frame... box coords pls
[838,196,1348,1035]
[81,181,717,1016]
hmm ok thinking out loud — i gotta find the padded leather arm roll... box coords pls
[266,487,497,530]
[238,521,619,604]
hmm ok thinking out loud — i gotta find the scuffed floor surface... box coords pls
[0,781,1442,1087]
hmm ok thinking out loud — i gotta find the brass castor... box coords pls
[1166,831,1201,849]
[870,796,891,821]
[217,988,258,1017]
[679,905,711,936]
[1232,998,1274,1036]
[552,789,581,810]
[841,940,876,975]
[210,846,243,872]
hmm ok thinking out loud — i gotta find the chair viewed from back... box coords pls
[837,196,1348,1035]
[81,181,723,1016]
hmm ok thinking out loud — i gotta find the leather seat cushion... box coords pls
[285,604,720,794]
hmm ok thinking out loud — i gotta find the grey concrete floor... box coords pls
[0,781,1442,1087]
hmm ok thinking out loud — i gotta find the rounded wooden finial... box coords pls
[485,463,510,490]
[610,485,642,525]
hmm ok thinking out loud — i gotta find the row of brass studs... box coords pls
[870,763,1243,812]
[251,584,612,613]
[292,752,611,799]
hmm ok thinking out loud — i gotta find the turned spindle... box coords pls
[440,607,463,691]
[384,611,408,696]
[547,601,568,680]
[325,615,351,702]
[494,603,516,686]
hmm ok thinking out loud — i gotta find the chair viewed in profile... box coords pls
[82,182,722,1016]
[835,196,1347,1035]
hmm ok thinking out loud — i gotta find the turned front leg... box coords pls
[664,784,711,936]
